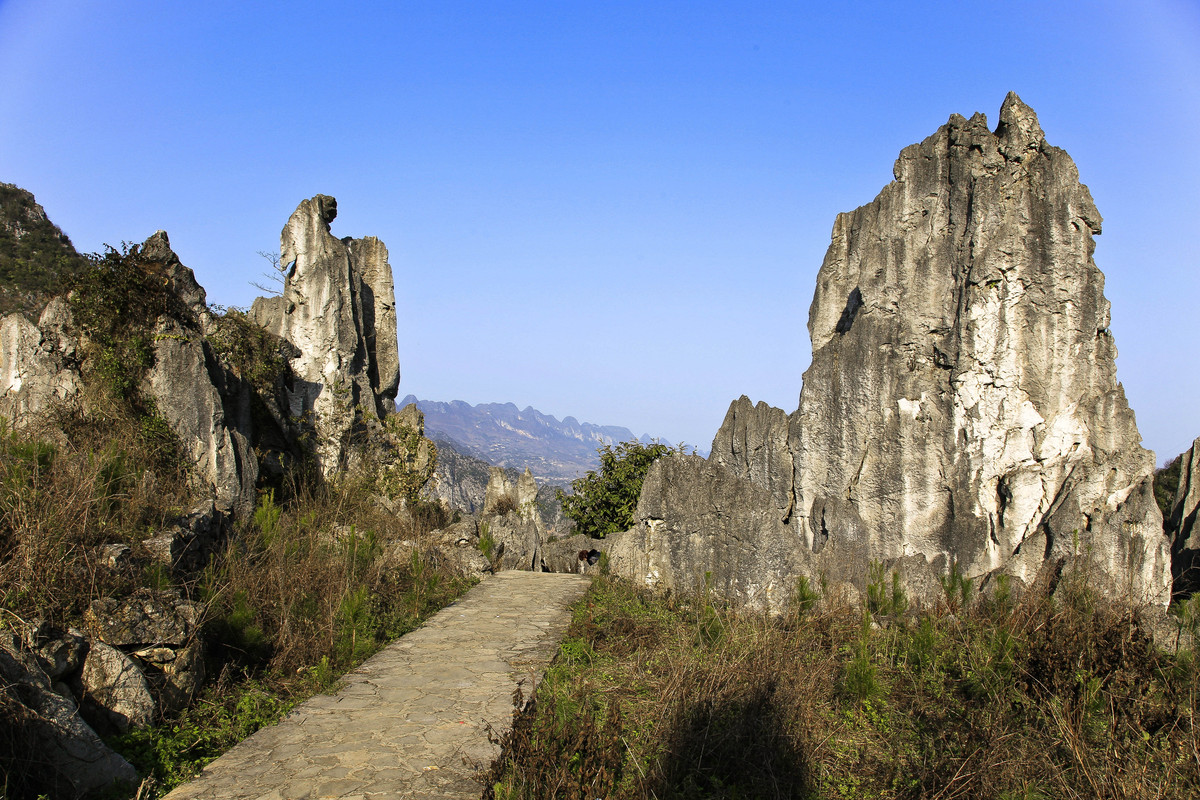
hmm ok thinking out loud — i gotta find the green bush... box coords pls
[557,440,681,538]
[68,243,184,404]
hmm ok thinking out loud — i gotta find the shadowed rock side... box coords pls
[1169,437,1200,595]
[251,194,400,475]
[606,94,1171,609]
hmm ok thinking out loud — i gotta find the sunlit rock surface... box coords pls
[607,94,1171,608]
[251,194,400,475]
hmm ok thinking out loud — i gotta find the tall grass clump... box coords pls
[486,569,1200,799]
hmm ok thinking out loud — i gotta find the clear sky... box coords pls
[2,1,1198,462]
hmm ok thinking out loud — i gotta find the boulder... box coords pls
[0,632,139,795]
[249,194,400,475]
[610,94,1171,610]
[79,641,155,732]
[86,591,200,648]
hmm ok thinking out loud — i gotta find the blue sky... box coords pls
[2,1,1198,462]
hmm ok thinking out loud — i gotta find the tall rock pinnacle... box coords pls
[251,195,400,475]
[605,95,1171,608]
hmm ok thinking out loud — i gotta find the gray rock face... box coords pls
[0,297,82,420]
[147,311,258,517]
[86,592,200,649]
[250,195,400,475]
[80,641,155,732]
[480,466,543,570]
[609,94,1171,609]
[484,466,540,523]
[608,454,803,609]
[709,396,794,522]
[1169,437,1200,594]
[0,632,139,795]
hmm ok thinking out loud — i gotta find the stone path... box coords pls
[163,571,592,800]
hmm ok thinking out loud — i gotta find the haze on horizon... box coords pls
[1,1,1197,462]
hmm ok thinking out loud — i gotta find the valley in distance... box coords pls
[400,394,704,487]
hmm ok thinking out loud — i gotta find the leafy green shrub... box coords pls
[1155,454,1183,523]
[67,243,184,404]
[111,680,297,794]
[206,306,289,394]
[866,560,907,618]
[940,559,973,611]
[478,522,496,560]
[556,440,679,538]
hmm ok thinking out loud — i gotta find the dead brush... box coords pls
[203,475,465,678]
[0,396,193,626]
[486,572,1200,800]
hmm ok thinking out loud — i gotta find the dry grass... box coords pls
[0,397,193,627]
[485,571,1200,800]
[0,400,472,798]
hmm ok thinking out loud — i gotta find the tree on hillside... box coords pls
[557,440,684,538]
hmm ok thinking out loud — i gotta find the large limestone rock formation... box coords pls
[1168,436,1200,594]
[605,94,1171,608]
[251,195,400,475]
[0,296,82,420]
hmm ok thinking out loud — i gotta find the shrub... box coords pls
[556,440,680,538]
[67,243,185,405]
[486,572,1200,799]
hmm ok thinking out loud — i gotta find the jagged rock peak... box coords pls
[609,95,1170,610]
[251,194,400,475]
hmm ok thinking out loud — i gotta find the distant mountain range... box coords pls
[399,395,686,483]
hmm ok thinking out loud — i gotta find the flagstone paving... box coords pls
[162,571,592,800]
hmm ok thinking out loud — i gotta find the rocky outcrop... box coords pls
[251,195,400,475]
[1168,437,1200,595]
[0,182,89,317]
[0,631,140,796]
[479,467,543,570]
[0,296,82,420]
[607,94,1171,609]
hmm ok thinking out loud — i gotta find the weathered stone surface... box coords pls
[0,297,82,420]
[22,622,88,681]
[541,533,606,574]
[608,454,802,609]
[1169,436,1200,594]
[612,94,1171,609]
[477,466,544,570]
[709,395,794,522]
[484,466,540,524]
[80,640,155,732]
[142,235,257,517]
[0,631,139,795]
[153,640,207,713]
[249,194,400,475]
[86,591,200,648]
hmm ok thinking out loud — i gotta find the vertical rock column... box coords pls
[251,195,400,476]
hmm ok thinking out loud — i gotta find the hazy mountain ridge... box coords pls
[400,395,685,483]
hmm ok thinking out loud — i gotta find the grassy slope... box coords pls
[0,183,89,318]
[486,572,1200,800]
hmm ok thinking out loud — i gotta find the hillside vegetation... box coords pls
[486,569,1200,799]
[0,183,89,318]
[0,240,470,799]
